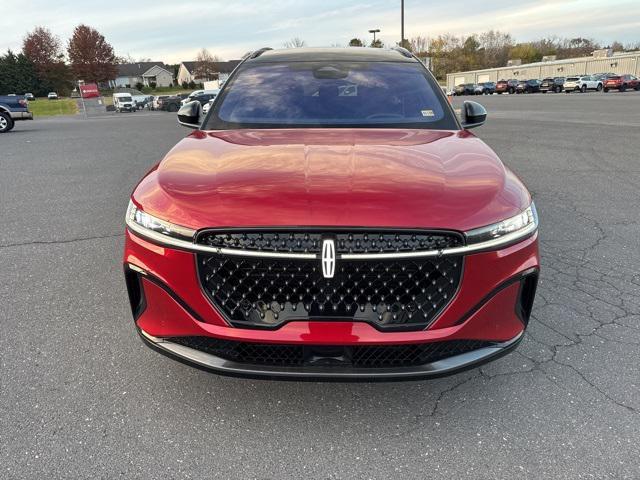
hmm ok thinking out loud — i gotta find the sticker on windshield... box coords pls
[338,85,358,97]
[421,109,435,117]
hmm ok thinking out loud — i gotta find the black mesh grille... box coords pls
[197,229,463,254]
[167,336,496,368]
[197,255,463,330]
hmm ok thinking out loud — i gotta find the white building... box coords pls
[177,60,241,86]
[446,51,640,90]
[111,62,174,88]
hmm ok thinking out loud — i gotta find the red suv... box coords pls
[495,79,518,94]
[603,74,640,92]
[124,48,539,379]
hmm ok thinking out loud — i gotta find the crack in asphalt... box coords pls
[0,233,124,249]
[423,194,640,417]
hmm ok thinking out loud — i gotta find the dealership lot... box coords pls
[2,93,640,478]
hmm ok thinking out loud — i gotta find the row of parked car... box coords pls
[453,73,640,96]
[140,89,220,112]
[108,89,220,114]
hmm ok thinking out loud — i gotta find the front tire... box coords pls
[604,87,609,93]
[555,86,562,93]
[0,111,15,133]
[581,85,587,93]
[596,83,603,91]
[508,87,515,94]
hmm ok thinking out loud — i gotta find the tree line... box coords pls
[300,32,639,80]
[0,25,117,96]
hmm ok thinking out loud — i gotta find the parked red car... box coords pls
[603,74,640,92]
[495,79,518,94]
[124,48,539,379]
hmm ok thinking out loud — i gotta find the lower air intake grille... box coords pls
[167,337,497,369]
[197,255,463,330]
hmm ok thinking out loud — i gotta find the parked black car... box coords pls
[159,94,189,112]
[516,79,541,94]
[540,77,565,93]
[190,92,219,105]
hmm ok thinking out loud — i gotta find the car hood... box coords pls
[132,129,530,232]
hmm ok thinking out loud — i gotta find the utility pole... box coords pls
[401,0,405,47]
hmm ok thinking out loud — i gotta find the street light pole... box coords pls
[368,29,380,44]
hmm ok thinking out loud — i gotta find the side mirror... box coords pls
[461,101,487,129]
[177,101,202,129]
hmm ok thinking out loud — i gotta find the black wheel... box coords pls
[581,84,587,93]
[508,87,515,94]
[635,85,640,91]
[620,84,626,92]
[596,83,603,91]
[0,111,14,133]
[555,86,562,93]
[604,88,609,93]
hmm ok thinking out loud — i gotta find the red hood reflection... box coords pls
[132,128,530,231]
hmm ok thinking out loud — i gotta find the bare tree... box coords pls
[193,48,220,81]
[409,36,429,54]
[478,30,513,68]
[284,37,306,48]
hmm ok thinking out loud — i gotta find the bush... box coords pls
[188,81,196,89]
[149,81,156,89]
[135,82,143,91]
[181,81,188,89]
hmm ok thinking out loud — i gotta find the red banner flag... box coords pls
[80,84,100,98]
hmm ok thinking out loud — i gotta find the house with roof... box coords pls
[177,60,241,86]
[110,62,175,88]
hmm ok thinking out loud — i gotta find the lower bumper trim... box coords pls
[138,329,524,381]
[10,111,33,120]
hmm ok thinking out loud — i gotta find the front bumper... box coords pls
[124,229,539,379]
[139,328,524,380]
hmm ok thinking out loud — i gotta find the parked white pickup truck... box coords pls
[564,75,603,93]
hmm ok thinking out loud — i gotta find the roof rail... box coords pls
[391,46,414,59]
[249,47,273,59]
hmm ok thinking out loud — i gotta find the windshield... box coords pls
[206,61,457,130]
[566,77,579,81]
[118,96,132,102]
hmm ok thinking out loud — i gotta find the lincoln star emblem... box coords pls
[321,239,336,278]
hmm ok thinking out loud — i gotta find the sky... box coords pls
[2,0,639,63]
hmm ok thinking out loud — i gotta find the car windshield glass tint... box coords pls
[209,61,456,129]
[120,96,132,102]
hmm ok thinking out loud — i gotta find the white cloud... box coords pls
[1,0,638,63]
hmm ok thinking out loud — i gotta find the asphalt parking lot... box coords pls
[2,92,640,479]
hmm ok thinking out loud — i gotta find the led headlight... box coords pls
[465,203,538,246]
[126,200,195,242]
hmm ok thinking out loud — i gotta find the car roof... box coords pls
[246,47,417,64]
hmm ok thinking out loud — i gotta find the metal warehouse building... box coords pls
[446,51,640,90]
